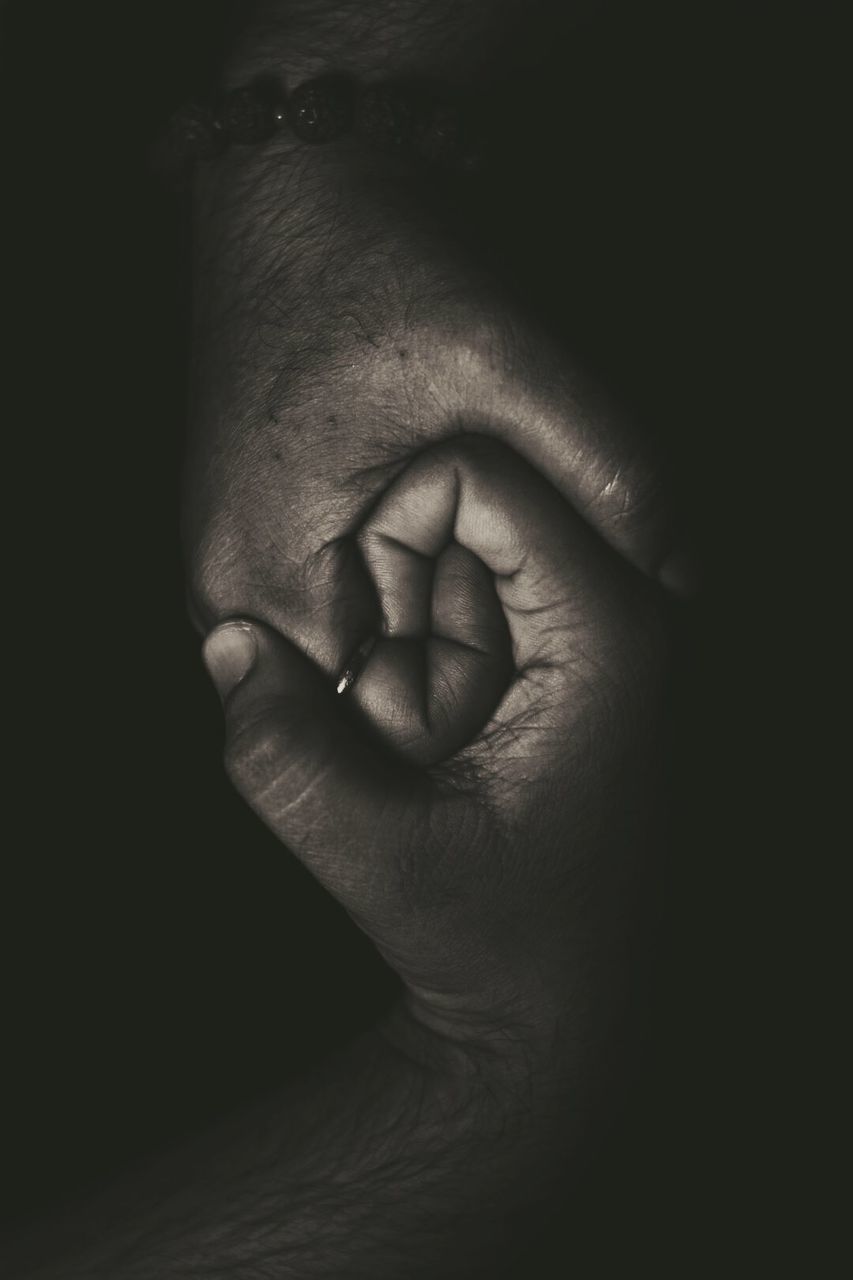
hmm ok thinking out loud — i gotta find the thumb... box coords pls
[202,619,423,911]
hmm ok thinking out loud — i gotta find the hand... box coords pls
[202,436,666,1092]
[184,125,688,695]
[2,438,667,1280]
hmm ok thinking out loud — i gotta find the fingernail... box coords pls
[657,548,699,599]
[202,622,257,700]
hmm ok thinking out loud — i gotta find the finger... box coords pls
[352,542,513,765]
[434,323,694,595]
[201,618,426,916]
[186,514,383,683]
[353,436,663,774]
[359,435,643,678]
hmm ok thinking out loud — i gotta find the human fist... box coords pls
[202,436,666,1079]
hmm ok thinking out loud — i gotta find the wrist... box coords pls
[382,924,642,1135]
[380,989,592,1148]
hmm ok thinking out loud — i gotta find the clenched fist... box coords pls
[202,436,666,1083]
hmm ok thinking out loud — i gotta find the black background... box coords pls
[2,1,822,1273]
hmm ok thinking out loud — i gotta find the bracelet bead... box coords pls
[216,87,277,144]
[357,84,416,150]
[157,73,485,183]
[414,100,463,164]
[289,78,354,143]
[166,103,224,162]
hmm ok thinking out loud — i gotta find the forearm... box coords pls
[2,1005,584,1279]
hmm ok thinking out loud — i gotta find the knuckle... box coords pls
[435,431,508,476]
[224,704,298,802]
[185,516,245,625]
[224,701,337,829]
[590,458,672,560]
[223,709,282,797]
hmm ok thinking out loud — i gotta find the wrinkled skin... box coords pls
[187,142,672,1066]
[185,144,676,681]
[203,432,666,1072]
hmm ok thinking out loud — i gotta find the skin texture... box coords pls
[184,0,686,681]
[2,442,667,1279]
[186,133,682,681]
[207,435,666,1048]
[2,4,676,1275]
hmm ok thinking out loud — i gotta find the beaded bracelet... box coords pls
[156,73,484,183]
